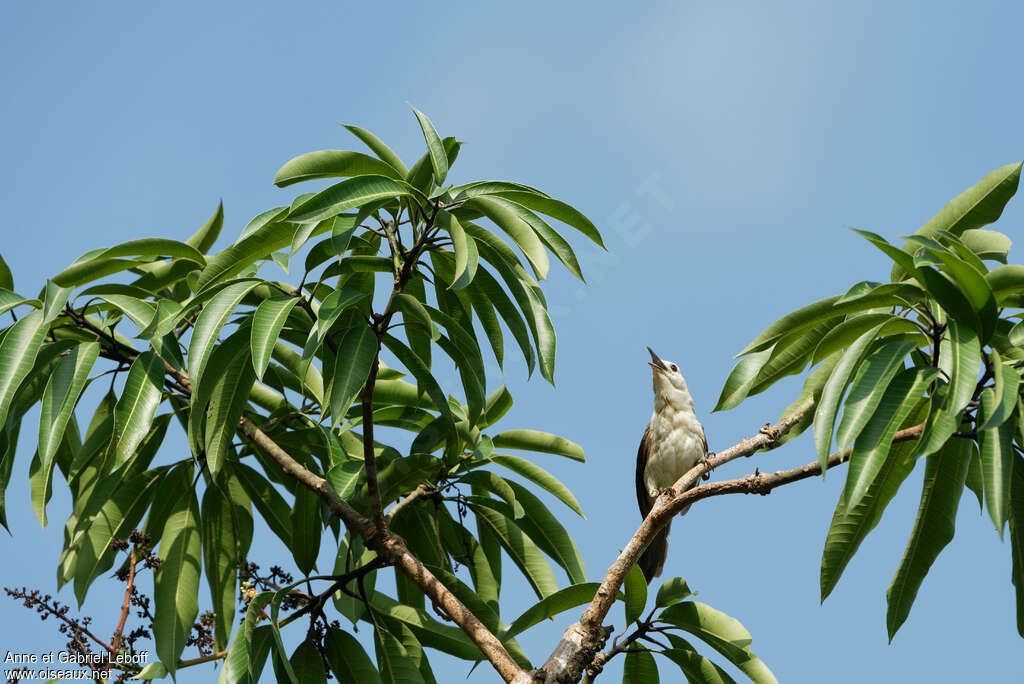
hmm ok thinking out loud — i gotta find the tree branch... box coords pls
[536,399,830,682]
[236,417,530,683]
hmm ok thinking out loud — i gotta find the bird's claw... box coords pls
[700,451,714,481]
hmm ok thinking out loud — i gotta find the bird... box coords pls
[636,346,709,582]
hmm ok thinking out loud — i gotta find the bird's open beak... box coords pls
[647,346,669,373]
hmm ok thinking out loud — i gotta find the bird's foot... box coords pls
[759,423,780,441]
[700,451,715,481]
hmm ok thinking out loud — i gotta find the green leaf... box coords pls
[486,196,584,280]
[492,454,583,517]
[661,641,737,684]
[624,562,647,624]
[714,347,774,411]
[302,288,369,369]
[843,369,935,512]
[233,462,292,548]
[290,485,322,575]
[925,246,998,342]
[470,501,558,599]
[343,124,409,177]
[326,324,378,425]
[738,292,912,357]
[154,488,202,677]
[410,106,448,187]
[427,306,486,423]
[440,212,478,289]
[112,351,166,468]
[37,342,99,479]
[197,216,337,291]
[501,582,602,641]
[0,254,11,291]
[275,150,405,187]
[188,280,259,388]
[372,592,479,661]
[813,321,891,471]
[0,309,47,427]
[460,197,549,280]
[476,190,604,248]
[960,228,1011,263]
[469,266,535,376]
[912,319,981,460]
[290,639,328,684]
[202,483,241,651]
[219,592,273,684]
[1008,456,1024,638]
[375,628,426,684]
[324,627,382,684]
[886,437,971,640]
[623,649,660,684]
[381,334,453,420]
[505,481,586,584]
[251,296,300,381]
[835,341,915,452]
[655,577,693,608]
[187,201,224,254]
[54,238,206,287]
[492,429,584,462]
[289,176,418,224]
[977,351,1019,431]
[202,331,256,477]
[978,390,1015,537]
[659,601,777,684]
[892,162,1022,280]
[68,467,165,603]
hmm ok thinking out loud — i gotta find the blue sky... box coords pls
[2,1,1023,681]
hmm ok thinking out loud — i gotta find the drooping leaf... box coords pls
[0,309,47,427]
[623,649,660,684]
[112,351,166,468]
[37,342,99,478]
[624,562,648,625]
[459,196,549,280]
[886,438,971,640]
[492,429,584,462]
[843,369,935,512]
[154,487,202,677]
[470,501,558,599]
[501,582,602,641]
[659,601,777,684]
[326,324,378,425]
[978,390,1015,537]
[188,280,260,388]
[834,341,915,453]
[492,454,584,517]
[324,627,382,684]
[251,296,300,381]
[1008,456,1024,638]
[813,321,892,471]
[912,319,981,460]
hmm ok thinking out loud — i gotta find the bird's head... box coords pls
[647,346,691,404]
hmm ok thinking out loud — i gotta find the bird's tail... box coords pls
[639,520,672,583]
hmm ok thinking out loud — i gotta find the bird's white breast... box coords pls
[645,403,704,500]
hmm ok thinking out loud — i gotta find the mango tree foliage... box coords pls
[717,161,1024,641]
[0,110,768,683]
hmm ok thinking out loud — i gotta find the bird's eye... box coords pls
[671,364,678,372]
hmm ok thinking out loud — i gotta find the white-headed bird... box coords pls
[636,347,709,581]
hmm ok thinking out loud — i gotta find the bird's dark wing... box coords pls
[636,425,653,518]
